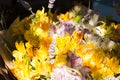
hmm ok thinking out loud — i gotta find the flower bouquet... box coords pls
[0,1,120,80]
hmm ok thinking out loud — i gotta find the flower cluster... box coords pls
[10,5,120,80]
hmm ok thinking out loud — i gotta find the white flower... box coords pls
[93,26,106,37]
[48,0,56,9]
[51,66,82,80]
[105,76,119,80]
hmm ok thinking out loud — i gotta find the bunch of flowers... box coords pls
[1,2,120,80]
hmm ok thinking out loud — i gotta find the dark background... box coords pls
[0,0,92,28]
[1,0,120,29]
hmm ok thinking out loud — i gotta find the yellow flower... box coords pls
[87,51,104,73]
[115,24,120,30]
[34,8,49,31]
[26,44,36,59]
[36,49,49,62]
[11,6,120,80]
[54,53,68,67]
[68,31,84,51]
[99,67,114,78]
[36,8,47,18]
[76,41,95,58]
[40,37,53,49]
[12,41,33,80]
[58,12,73,21]
[24,30,40,47]
[15,41,26,53]
[13,41,26,61]
[86,50,120,78]
[75,41,120,79]
[55,33,70,54]
[12,56,31,80]
[41,62,52,76]
[31,57,43,74]
[72,31,84,42]
[105,57,120,74]
[31,56,52,77]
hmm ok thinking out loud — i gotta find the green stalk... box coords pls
[88,0,91,9]
[48,8,52,19]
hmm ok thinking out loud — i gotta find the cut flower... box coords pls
[3,4,120,80]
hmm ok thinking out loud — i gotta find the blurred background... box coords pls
[0,0,120,29]
[92,0,120,22]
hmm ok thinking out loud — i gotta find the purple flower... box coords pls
[49,39,56,64]
[49,21,76,37]
[57,21,75,36]
[64,21,75,35]
[66,51,91,79]
[70,54,82,69]
[67,51,82,69]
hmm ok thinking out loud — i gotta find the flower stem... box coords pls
[88,0,91,9]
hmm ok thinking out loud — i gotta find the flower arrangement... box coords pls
[0,1,120,80]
